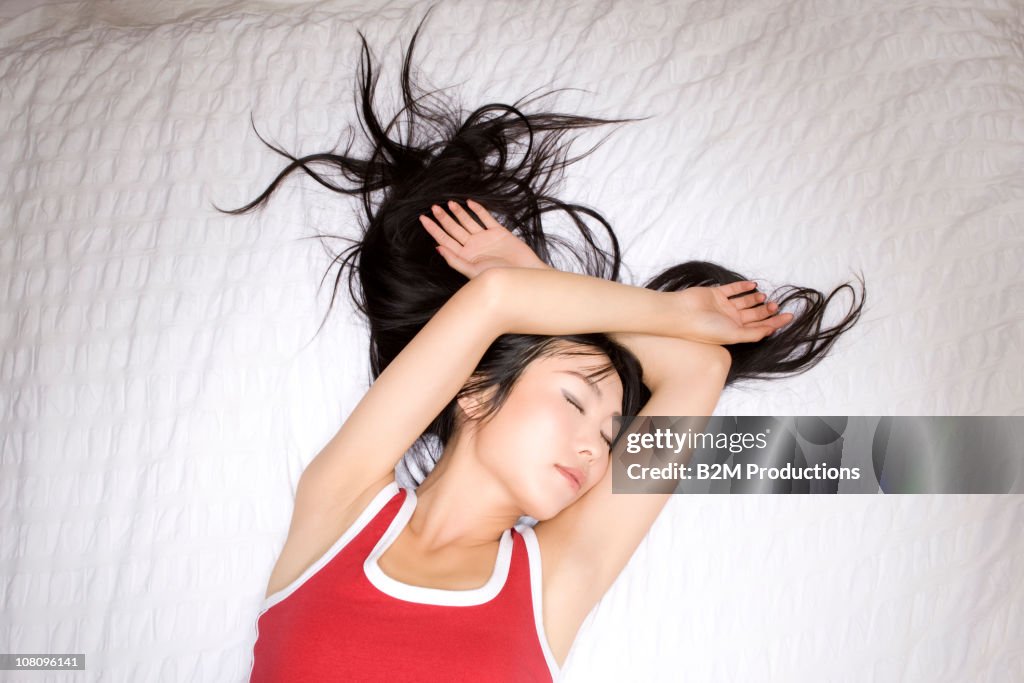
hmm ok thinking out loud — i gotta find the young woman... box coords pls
[220,10,864,681]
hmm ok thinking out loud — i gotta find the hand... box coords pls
[673,281,794,345]
[418,199,550,279]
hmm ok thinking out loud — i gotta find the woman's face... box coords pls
[460,346,624,520]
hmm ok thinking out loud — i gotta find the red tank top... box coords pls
[249,481,561,682]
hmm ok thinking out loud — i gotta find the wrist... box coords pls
[655,289,698,339]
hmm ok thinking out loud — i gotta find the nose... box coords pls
[577,433,603,466]
[574,414,609,463]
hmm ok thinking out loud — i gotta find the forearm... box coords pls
[487,267,682,339]
[608,332,731,391]
[488,263,730,389]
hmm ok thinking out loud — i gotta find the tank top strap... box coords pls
[251,490,560,682]
[511,522,561,680]
[259,479,403,612]
[345,480,406,556]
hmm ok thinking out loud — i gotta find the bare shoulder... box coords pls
[263,472,397,600]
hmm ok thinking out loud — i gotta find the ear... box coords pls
[456,390,484,422]
[456,382,496,423]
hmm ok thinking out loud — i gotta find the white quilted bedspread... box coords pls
[1,0,1022,681]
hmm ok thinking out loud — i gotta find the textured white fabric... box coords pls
[2,0,1022,681]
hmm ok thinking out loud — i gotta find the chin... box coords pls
[533,489,579,522]
[516,487,566,522]
[510,465,579,521]
[531,507,563,523]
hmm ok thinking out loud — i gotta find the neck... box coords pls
[405,435,523,554]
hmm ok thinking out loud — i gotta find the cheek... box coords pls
[490,395,569,458]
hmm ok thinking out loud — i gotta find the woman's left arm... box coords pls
[533,336,730,637]
[421,199,737,632]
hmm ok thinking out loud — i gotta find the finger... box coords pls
[743,310,794,334]
[738,300,781,325]
[447,200,484,234]
[731,290,766,309]
[419,214,464,252]
[465,199,510,233]
[746,326,778,343]
[431,204,473,244]
[739,320,784,343]
[436,243,475,278]
[722,280,759,298]
[763,310,794,329]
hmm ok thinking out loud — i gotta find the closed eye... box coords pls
[564,394,612,448]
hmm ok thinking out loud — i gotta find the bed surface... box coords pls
[1,0,1022,680]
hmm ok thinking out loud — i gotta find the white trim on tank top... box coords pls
[515,521,563,682]
[363,485,514,607]
[250,479,403,681]
[251,479,561,682]
[259,479,401,612]
[363,487,561,680]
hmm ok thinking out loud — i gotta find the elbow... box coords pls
[700,346,733,387]
[641,341,731,394]
[463,267,510,335]
[709,344,733,374]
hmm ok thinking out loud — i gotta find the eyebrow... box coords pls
[558,370,622,417]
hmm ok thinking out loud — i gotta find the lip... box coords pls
[555,465,584,492]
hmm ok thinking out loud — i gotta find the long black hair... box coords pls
[213,7,865,484]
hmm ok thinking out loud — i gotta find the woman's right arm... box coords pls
[266,265,770,598]
[264,272,503,599]
[268,267,659,594]
[293,269,505,512]
[486,266,693,339]
[486,265,784,344]
[298,266,768,510]
[424,199,788,345]
[293,267,685,519]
